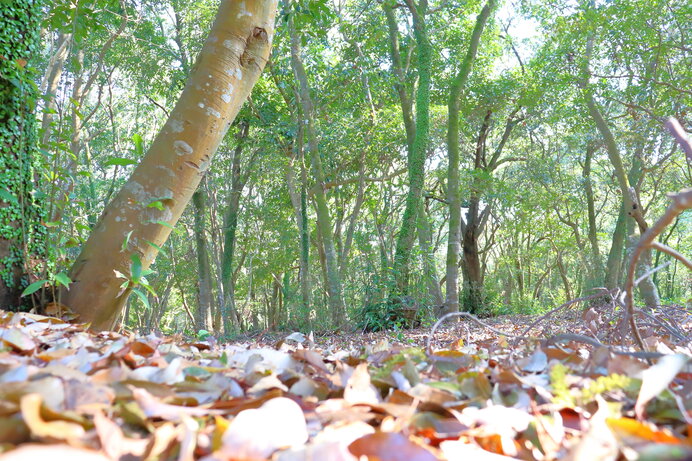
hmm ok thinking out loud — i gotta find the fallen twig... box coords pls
[635,308,690,343]
[544,333,667,359]
[624,188,692,351]
[650,241,692,271]
[426,312,531,352]
[519,290,610,338]
[666,118,692,165]
[634,261,672,287]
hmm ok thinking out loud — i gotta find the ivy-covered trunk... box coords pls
[392,0,431,295]
[61,0,277,330]
[0,0,44,308]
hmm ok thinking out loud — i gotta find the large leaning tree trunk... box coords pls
[61,0,278,330]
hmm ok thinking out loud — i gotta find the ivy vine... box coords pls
[0,0,45,300]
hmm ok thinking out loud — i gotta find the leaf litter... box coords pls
[0,309,690,460]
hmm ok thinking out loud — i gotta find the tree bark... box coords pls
[417,200,444,306]
[221,121,250,334]
[192,179,212,331]
[605,203,627,289]
[393,0,432,294]
[582,142,605,289]
[61,0,277,330]
[289,15,345,326]
[443,0,495,315]
[40,32,71,145]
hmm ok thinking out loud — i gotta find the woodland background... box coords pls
[1,0,690,336]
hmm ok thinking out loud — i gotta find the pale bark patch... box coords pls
[206,107,221,118]
[173,140,194,156]
[170,119,184,133]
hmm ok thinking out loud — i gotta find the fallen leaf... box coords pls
[0,445,109,461]
[131,387,221,420]
[20,393,85,441]
[344,363,381,405]
[348,432,438,461]
[607,417,682,444]
[0,328,35,353]
[635,354,690,419]
[219,397,308,459]
[440,440,519,460]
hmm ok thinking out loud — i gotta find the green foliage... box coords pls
[0,0,45,300]
[356,299,403,332]
[551,362,636,408]
[25,0,690,333]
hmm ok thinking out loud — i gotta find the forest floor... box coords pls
[0,303,690,460]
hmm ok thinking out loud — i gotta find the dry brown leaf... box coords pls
[348,432,439,461]
[20,393,85,441]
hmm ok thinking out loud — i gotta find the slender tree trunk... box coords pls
[582,142,605,289]
[581,35,660,308]
[221,122,250,334]
[193,179,212,331]
[417,201,443,305]
[284,107,311,322]
[626,153,661,307]
[382,5,416,149]
[444,0,495,315]
[40,32,71,145]
[289,16,345,326]
[339,154,367,274]
[605,203,627,289]
[61,0,277,330]
[299,152,310,318]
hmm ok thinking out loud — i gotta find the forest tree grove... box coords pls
[0,0,690,336]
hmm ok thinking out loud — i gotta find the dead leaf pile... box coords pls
[0,310,691,460]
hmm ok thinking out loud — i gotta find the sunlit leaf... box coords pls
[21,280,48,297]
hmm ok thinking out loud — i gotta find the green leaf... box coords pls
[147,200,165,210]
[132,133,144,156]
[54,272,72,290]
[145,240,167,256]
[197,329,211,340]
[184,366,211,379]
[130,254,142,283]
[155,220,175,230]
[104,157,137,167]
[131,288,150,310]
[122,231,133,252]
[21,280,48,297]
[140,279,157,297]
[0,189,18,205]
